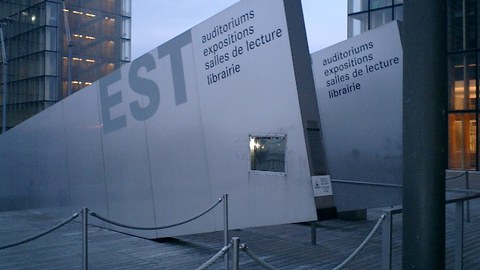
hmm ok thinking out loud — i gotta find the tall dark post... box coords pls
[1,24,8,133]
[403,0,447,269]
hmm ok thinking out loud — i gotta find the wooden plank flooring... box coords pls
[1,198,479,269]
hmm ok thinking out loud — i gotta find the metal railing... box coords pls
[446,170,476,222]
[198,236,279,270]
[211,212,388,270]
[0,212,79,250]
[0,190,386,270]
[2,188,479,269]
[0,194,229,270]
[381,192,480,270]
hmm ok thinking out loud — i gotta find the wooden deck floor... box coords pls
[1,198,479,269]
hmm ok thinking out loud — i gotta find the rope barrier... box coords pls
[446,172,466,181]
[0,200,388,270]
[332,213,387,270]
[240,243,278,270]
[0,212,79,250]
[196,244,232,270]
[90,197,223,230]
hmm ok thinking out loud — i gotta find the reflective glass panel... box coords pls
[250,135,286,173]
[448,0,476,50]
[122,18,131,39]
[46,26,57,51]
[348,0,368,13]
[448,113,477,170]
[371,0,391,9]
[394,5,403,21]
[46,1,58,26]
[448,53,477,110]
[348,12,368,37]
[370,8,393,30]
[122,40,130,61]
[122,0,131,16]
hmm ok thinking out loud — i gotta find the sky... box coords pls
[131,1,347,60]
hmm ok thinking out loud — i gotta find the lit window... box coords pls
[85,13,96,17]
[249,135,286,173]
[85,59,95,63]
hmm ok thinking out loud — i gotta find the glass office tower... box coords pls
[348,0,480,171]
[0,0,131,130]
[347,0,403,38]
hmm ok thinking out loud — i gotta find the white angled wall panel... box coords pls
[0,0,319,238]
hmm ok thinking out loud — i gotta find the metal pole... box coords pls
[402,0,447,269]
[381,210,393,270]
[232,237,240,270]
[465,171,470,222]
[82,207,88,270]
[0,26,7,133]
[454,201,464,270]
[223,194,229,270]
[310,222,317,245]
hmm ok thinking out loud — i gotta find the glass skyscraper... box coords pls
[348,0,480,171]
[0,0,131,130]
[347,0,403,38]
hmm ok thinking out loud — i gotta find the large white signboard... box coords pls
[311,22,403,211]
[0,0,319,238]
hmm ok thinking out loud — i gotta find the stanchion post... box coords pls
[454,201,464,270]
[82,207,88,270]
[382,210,393,270]
[232,237,240,270]
[465,171,470,222]
[223,194,229,270]
[310,222,317,245]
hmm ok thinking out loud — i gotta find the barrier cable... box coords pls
[332,213,387,270]
[196,243,232,270]
[90,197,223,230]
[0,212,79,250]
[446,172,466,181]
[240,243,278,270]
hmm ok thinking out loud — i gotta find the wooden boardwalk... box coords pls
[1,198,479,269]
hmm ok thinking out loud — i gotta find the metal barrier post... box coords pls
[82,207,88,270]
[223,194,229,270]
[232,237,240,270]
[455,201,464,270]
[311,222,317,245]
[382,210,393,270]
[465,171,470,222]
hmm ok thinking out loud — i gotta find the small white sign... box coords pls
[311,175,333,197]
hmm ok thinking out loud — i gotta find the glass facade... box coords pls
[0,0,131,130]
[347,0,403,38]
[447,0,478,170]
[347,0,480,170]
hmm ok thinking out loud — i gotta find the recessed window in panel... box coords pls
[249,135,286,173]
